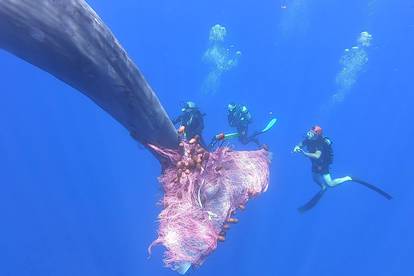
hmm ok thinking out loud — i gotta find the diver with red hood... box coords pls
[294,125,392,212]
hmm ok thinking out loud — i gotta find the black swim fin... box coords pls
[298,189,327,213]
[352,177,392,200]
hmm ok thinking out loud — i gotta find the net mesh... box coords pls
[148,140,270,271]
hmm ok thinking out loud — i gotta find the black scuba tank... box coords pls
[322,137,334,165]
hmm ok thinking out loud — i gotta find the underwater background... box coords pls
[0,0,413,275]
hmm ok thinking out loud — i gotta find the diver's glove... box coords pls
[293,146,302,153]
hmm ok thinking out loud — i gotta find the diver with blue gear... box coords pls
[173,101,207,147]
[294,125,392,213]
[208,103,277,150]
[227,103,261,147]
[227,103,261,146]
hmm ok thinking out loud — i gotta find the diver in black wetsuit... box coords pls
[227,103,261,146]
[173,101,206,146]
[294,125,392,212]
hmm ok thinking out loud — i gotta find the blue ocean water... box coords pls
[0,0,413,275]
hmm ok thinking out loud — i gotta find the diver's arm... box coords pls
[302,150,322,160]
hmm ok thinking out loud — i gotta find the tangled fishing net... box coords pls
[148,138,270,273]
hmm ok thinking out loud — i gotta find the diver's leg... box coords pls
[323,174,392,199]
[299,173,327,213]
[248,129,261,139]
[238,128,249,145]
[312,173,327,190]
[243,124,261,147]
[322,174,352,187]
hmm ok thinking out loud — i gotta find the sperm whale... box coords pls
[0,0,178,151]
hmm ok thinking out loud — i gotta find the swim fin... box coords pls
[225,118,278,140]
[249,118,278,139]
[298,189,326,213]
[209,118,277,149]
[352,177,392,200]
[262,118,278,133]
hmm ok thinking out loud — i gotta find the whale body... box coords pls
[0,0,178,151]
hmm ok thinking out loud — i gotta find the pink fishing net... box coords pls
[148,138,270,273]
